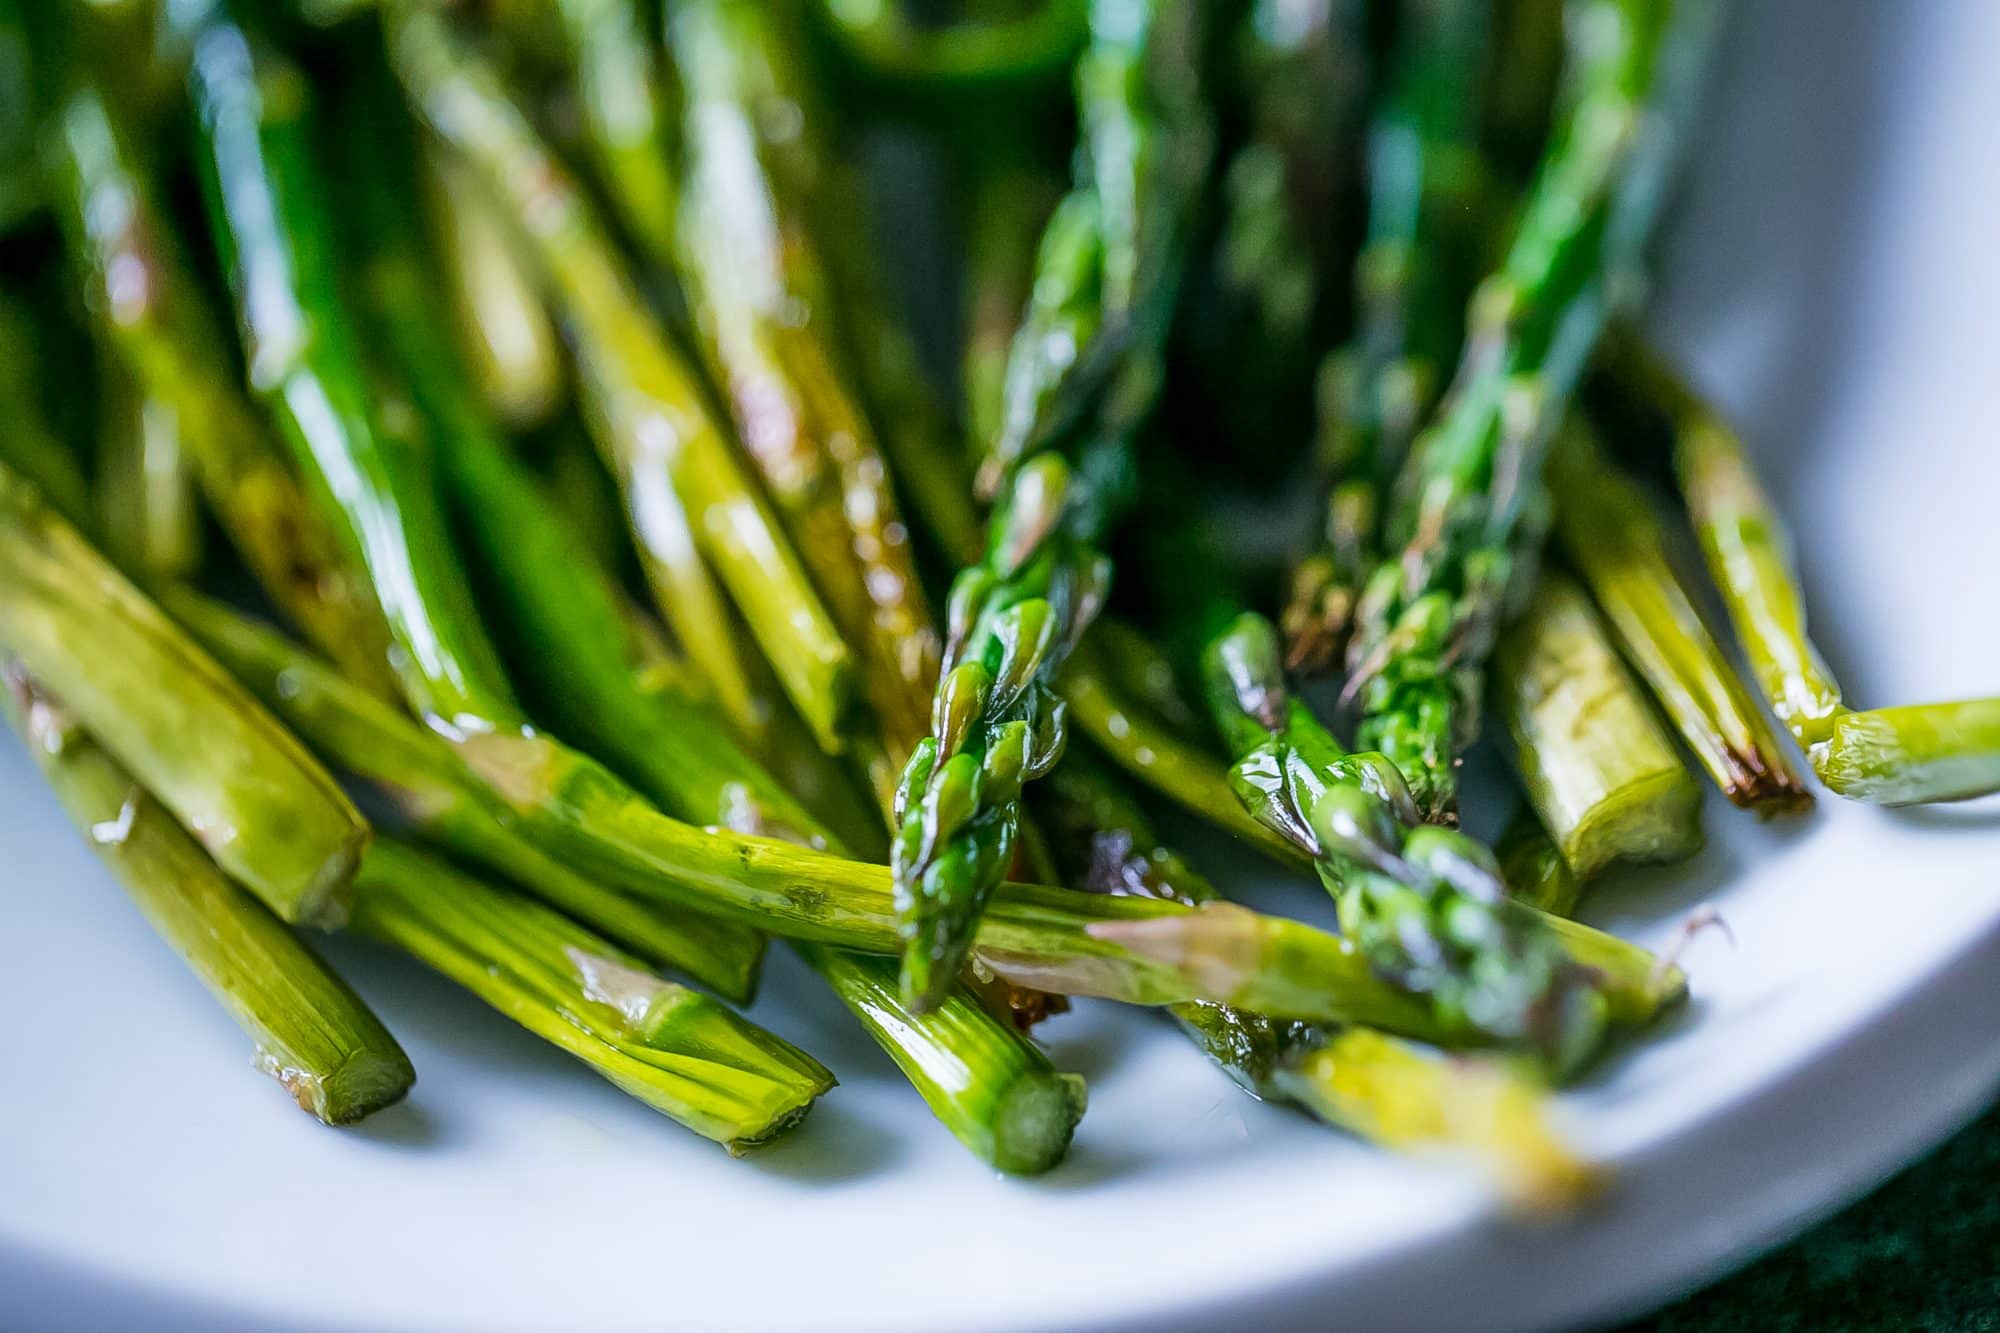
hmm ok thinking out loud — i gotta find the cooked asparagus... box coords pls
[48,78,399,696]
[1204,611,1679,1073]
[892,0,1221,1008]
[2,672,411,1125]
[389,3,850,750]
[1493,570,1705,880]
[0,462,367,926]
[352,839,832,1151]
[1034,742,1597,1208]
[1345,0,1721,820]
[1549,423,1809,813]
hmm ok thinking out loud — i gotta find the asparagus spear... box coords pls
[419,145,562,430]
[1283,0,1490,674]
[47,79,399,697]
[795,943,1085,1174]
[353,839,833,1151]
[0,462,367,926]
[388,3,849,750]
[893,0,1220,1008]
[170,592,769,1003]
[338,96,1085,1173]
[551,0,679,268]
[1614,332,2000,805]
[1034,744,1596,1208]
[1549,424,1810,813]
[1343,0,1720,819]
[1492,570,1705,881]
[2,671,412,1125]
[1061,633,1311,870]
[662,0,940,767]
[1204,611,1675,1072]
[1497,816,1583,919]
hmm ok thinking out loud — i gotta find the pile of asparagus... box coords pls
[2,0,1993,1197]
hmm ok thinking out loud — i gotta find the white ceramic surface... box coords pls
[6,3,2000,1330]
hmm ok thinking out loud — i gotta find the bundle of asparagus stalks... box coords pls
[2,0,1992,1196]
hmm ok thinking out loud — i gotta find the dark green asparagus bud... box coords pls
[1343,0,1722,819]
[1204,612,1622,1073]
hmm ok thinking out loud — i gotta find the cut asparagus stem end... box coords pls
[803,944,1084,1175]
[0,463,368,926]
[351,840,831,1151]
[3,677,411,1125]
[1498,818,1585,920]
[1270,1029,1603,1215]
[1815,701,2000,806]
[169,590,770,1003]
[1494,571,1706,882]
[1550,427,1810,816]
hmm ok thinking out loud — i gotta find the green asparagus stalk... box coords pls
[1204,611,1674,1072]
[1492,570,1705,880]
[339,121,832,850]
[389,3,850,750]
[181,17,516,731]
[0,462,367,926]
[0,297,93,531]
[796,943,1084,1173]
[1269,1026,1598,1211]
[169,592,768,1002]
[1035,744,1597,1208]
[892,0,1220,1008]
[1283,0,1490,674]
[2,672,412,1125]
[1614,332,2000,805]
[419,145,563,429]
[353,839,832,1151]
[47,79,399,697]
[1549,424,1810,812]
[662,0,941,766]
[95,351,203,580]
[811,0,1087,86]
[337,99,1084,1172]
[551,0,679,267]
[1344,0,1720,819]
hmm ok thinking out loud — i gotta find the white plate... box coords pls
[6,3,2000,1330]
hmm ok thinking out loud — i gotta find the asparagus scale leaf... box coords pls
[1035,743,1598,1209]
